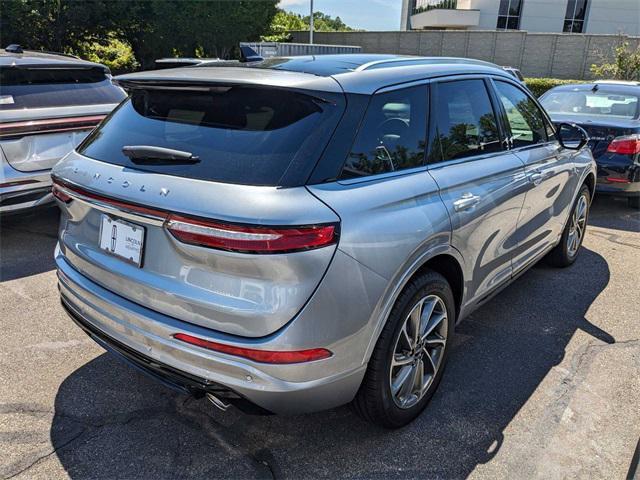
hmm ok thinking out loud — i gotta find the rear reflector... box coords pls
[173,333,332,364]
[605,176,631,184]
[166,214,337,253]
[607,135,640,155]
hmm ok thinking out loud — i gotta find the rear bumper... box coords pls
[0,164,53,213]
[56,248,366,415]
[596,160,640,196]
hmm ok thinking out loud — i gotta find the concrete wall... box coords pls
[290,30,640,79]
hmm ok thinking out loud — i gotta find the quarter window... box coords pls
[494,81,548,148]
[340,86,427,179]
[429,80,502,163]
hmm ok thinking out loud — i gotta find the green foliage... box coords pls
[590,41,640,81]
[262,8,359,42]
[0,0,279,70]
[77,37,138,74]
[525,78,584,97]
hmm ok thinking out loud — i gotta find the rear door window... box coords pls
[340,85,427,179]
[494,80,549,148]
[78,86,344,186]
[429,79,502,163]
[0,67,125,110]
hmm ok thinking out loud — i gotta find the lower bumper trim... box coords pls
[60,297,272,415]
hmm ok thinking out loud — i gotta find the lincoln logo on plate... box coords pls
[111,225,117,252]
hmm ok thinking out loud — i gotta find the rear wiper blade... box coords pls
[122,145,200,165]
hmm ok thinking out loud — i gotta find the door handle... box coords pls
[529,172,543,186]
[453,192,481,212]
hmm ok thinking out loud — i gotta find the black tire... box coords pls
[352,270,455,429]
[547,184,591,268]
[628,196,640,210]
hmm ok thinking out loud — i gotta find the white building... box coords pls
[400,0,640,35]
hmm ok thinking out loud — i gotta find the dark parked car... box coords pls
[540,81,640,208]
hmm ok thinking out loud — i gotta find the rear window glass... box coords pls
[0,67,125,110]
[78,86,343,186]
[540,90,639,119]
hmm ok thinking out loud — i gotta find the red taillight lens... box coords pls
[607,135,640,155]
[0,115,105,138]
[52,183,72,203]
[166,214,337,253]
[173,333,332,364]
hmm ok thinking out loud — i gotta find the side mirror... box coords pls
[557,122,589,151]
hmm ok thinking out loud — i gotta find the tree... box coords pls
[591,41,640,81]
[0,0,279,70]
[262,8,359,42]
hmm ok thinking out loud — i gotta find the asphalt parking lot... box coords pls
[1,197,639,480]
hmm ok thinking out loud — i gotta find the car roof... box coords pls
[0,48,107,69]
[544,82,640,94]
[116,54,512,95]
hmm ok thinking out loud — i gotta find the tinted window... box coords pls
[495,81,548,148]
[430,80,501,163]
[540,89,639,120]
[0,67,125,110]
[340,86,427,179]
[79,86,343,186]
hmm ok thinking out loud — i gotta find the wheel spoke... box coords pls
[414,359,424,394]
[392,352,414,367]
[392,365,413,395]
[399,323,412,351]
[397,364,416,400]
[408,299,424,346]
[425,333,446,347]
[422,312,447,342]
[423,347,438,373]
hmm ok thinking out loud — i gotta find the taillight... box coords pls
[173,333,332,364]
[607,135,640,155]
[51,177,338,253]
[52,183,72,203]
[165,214,337,254]
[0,115,105,139]
[0,179,39,188]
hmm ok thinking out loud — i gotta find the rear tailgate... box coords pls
[53,78,345,338]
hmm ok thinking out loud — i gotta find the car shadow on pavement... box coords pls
[49,247,614,479]
[0,205,59,282]
[589,195,640,233]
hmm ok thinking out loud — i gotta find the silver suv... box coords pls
[0,45,125,213]
[53,55,596,428]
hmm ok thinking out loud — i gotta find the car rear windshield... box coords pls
[540,90,639,119]
[78,86,344,186]
[0,66,125,110]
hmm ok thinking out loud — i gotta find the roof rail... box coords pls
[356,56,497,72]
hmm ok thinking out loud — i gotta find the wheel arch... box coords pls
[363,248,466,363]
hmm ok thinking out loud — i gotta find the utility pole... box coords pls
[309,0,314,44]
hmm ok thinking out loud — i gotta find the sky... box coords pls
[278,0,402,31]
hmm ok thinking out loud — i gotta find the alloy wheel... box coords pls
[389,294,448,409]
[567,194,588,257]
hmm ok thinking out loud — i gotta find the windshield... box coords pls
[78,86,344,186]
[540,89,639,119]
[0,66,125,110]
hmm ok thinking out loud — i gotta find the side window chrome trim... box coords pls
[426,150,512,171]
[337,166,428,185]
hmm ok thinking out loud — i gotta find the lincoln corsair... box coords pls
[52,55,596,428]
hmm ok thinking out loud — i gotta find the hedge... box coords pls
[525,78,586,97]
